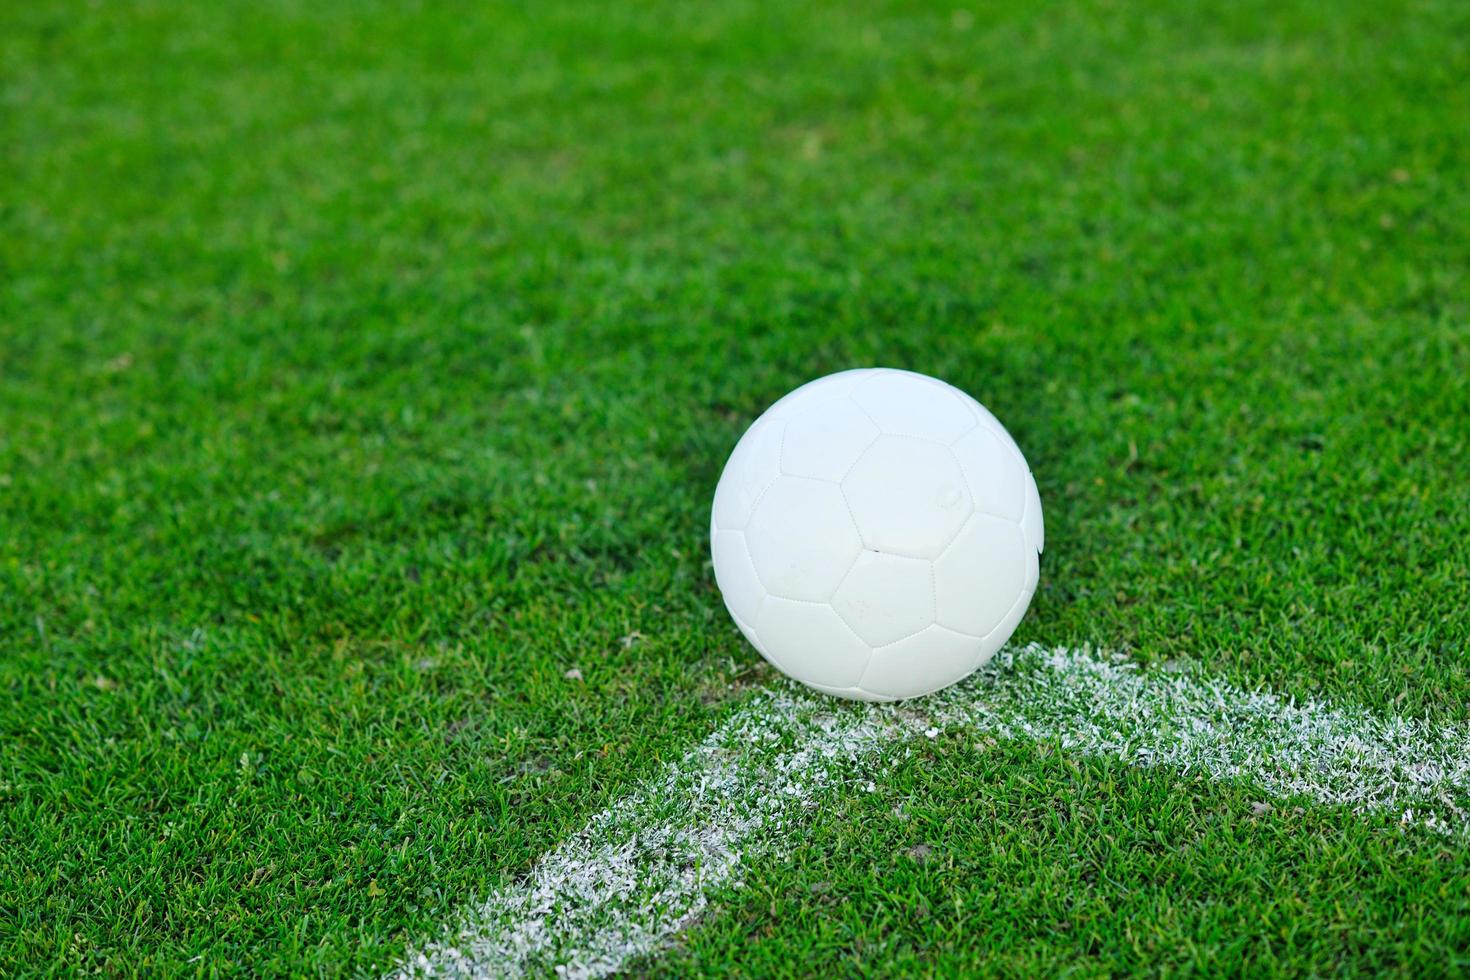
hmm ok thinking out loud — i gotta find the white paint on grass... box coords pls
[390,645,1470,979]
[390,690,918,980]
[932,646,1470,833]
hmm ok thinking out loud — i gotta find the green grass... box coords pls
[658,737,1470,976]
[2,0,1468,973]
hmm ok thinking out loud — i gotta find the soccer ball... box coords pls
[710,368,1044,701]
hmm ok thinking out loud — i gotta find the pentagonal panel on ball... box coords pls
[851,371,977,443]
[746,476,863,602]
[832,551,935,647]
[841,436,973,559]
[755,597,871,689]
[711,529,766,626]
[730,608,776,666]
[932,513,1029,638]
[950,424,1025,523]
[712,419,785,531]
[780,397,880,482]
[859,625,983,700]
[765,369,873,422]
[977,554,1039,665]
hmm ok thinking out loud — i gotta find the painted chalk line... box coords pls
[388,644,1470,980]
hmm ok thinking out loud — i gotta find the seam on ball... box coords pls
[865,430,956,446]
[947,440,982,519]
[871,430,955,449]
[845,392,881,429]
[869,621,939,651]
[945,416,981,446]
[740,475,780,531]
[825,600,876,650]
[980,572,1037,645]
[753,587,879,654]
[726,604,773,665]
[853,642,880,691]
[732,419,788,526]
[835,428,883,486]
[945,394,986,446]
[823,546,867,605]
[949,436,1027,526]
[914,373,981,439]
[933,477,975,556]
[765,594,830,605]
[1011,469,1043,555]
[835,484,867,547]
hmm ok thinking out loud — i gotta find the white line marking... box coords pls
[389,645,1470,979]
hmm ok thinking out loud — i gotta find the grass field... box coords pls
[3,0,1469,974]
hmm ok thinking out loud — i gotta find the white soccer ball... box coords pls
[710,368,1044,701]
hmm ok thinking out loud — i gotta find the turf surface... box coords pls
[2,0,1468,973]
